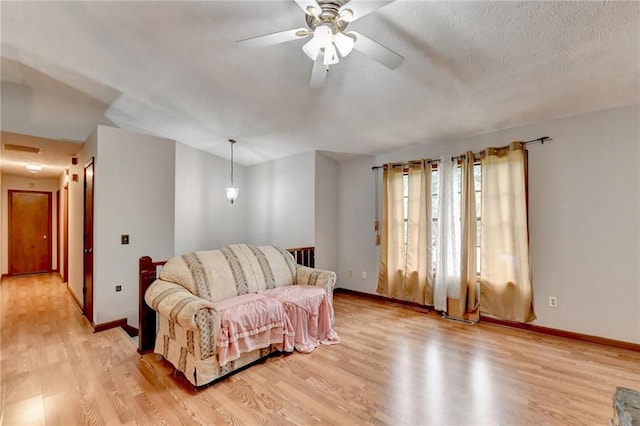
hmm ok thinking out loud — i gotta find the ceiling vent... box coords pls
[3,144,40,154]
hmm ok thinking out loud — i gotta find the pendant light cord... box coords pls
[229,139,235,186]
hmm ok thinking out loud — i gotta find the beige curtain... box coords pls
[480,143,536,322]
[377,164,405,298]
[377,161,433,304]
[406,160,433,304]
[451,151,478,315]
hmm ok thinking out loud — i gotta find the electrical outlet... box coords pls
[348,270,352,278]
[115,285,122,292]
[548,296,558,308]
[362,271,367,279]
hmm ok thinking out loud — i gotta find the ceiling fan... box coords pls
[237,0,404,88]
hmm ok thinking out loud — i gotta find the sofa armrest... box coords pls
[295,266,336,291]
[144,279,220,332]
[295,266,337,324]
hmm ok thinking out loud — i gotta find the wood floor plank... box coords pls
[2,369,42,407]
[2,395,46,425]
[43,391,85,426]
[2,273,639,425]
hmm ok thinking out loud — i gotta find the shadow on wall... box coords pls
[1,55,120,141]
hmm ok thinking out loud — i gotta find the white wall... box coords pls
[67,126,175,325]
[92,126,175,327]
[338,155,379,292]
[314,152,339,272]
[1,174,60,274]
[246,151,315,249]
[176,148,339,270]
[338,104,640,344]
[174,142,247,254]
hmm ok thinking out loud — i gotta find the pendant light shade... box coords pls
[226,139,239,204]
[225,186,239,203]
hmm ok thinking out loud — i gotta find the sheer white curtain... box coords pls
[434,155,461,311]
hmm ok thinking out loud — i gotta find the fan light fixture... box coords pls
[302,24,354,67]
[225,139,239,204]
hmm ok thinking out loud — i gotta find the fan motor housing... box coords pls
[305,0,350,33]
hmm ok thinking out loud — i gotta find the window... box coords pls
[379,145,532,317]
[402,161,482,274]
[474,163,481,274]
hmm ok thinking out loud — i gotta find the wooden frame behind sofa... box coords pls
[137,246,315,354]
[138,256,167,354]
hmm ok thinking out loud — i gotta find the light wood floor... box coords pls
[2,274,639,425]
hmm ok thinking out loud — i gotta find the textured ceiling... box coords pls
[1,1,639,168]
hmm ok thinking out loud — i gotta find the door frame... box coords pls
[63,183,69,283]
[83,158,95,323]
[56,189,60,274]
[8,190,52,275]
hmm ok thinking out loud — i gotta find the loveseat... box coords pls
[144,244,338,386]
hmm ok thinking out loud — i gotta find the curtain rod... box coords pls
[371,136,550,170]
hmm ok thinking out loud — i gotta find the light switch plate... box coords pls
[121,234,129,245]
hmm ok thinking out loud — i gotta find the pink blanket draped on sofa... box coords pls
[214,293,295,366]
[261,285,339,353]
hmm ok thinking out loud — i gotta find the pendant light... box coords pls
[225,139,239,204]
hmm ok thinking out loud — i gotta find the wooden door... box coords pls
[83,159,95,323]
[9,190,52,275]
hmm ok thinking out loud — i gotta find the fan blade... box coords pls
[237,28,309,49]
[338,0,396,22]
[310,51,327,88]
[294,0,321,17]
[349,31,404,69]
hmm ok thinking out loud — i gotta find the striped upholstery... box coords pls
[158,245,298,303]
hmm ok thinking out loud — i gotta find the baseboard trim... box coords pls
[92,318,138,337]
[334,287,640,352]
[93,318,128,333]
[480,316,640,352]
[66,285,83,311]
[334,288,434,313]
[122,324,138,337]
